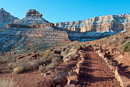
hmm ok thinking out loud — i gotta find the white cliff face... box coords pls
[54,14,130,41]
[55,14,130,33]
[0,8,19,29]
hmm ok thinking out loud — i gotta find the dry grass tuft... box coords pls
[121,41,130,52]
[0,78,17,87]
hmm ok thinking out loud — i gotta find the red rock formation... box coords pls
[6,23,55,28]
[6,24,30,28]
[26,9,42,18]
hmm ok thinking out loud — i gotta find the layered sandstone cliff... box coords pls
[55,14,130,32]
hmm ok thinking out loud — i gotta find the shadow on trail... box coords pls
[88,76,115,83]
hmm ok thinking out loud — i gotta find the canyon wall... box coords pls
[55,14,130,32]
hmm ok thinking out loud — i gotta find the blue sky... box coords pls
[0,0,130,23]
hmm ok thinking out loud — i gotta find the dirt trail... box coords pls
[78,48,120,87]
[0,47,121,87]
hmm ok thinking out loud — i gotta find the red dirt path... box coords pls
[78,49,120,87]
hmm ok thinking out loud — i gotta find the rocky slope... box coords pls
[0,8,19,29]
[0,9,70,53]
[55,14,130,41]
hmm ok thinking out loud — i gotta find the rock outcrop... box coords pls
[26,9,42,18]
[55,14,130,33]
[0,9,70,53]
[6,9,55,28]
[0,8,19,29]
[15,9,49,25]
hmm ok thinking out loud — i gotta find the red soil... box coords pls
[78,51,120,87]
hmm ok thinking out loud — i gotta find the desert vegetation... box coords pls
[0,78,17,87]
[121,41,130,52]
[0,41,83,74]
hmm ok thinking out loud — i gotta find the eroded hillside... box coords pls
[0,8,19,29]
[0,9,70,53]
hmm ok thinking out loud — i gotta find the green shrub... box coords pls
[121,41,130,52]
[36,58,46,65]
[120,51,124,55]
[51,57,61,63]
[24,60,39,71]
[92,44,97,46]
[62,47,78,62]
[42,50,52,58]
[7,63,17,69]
